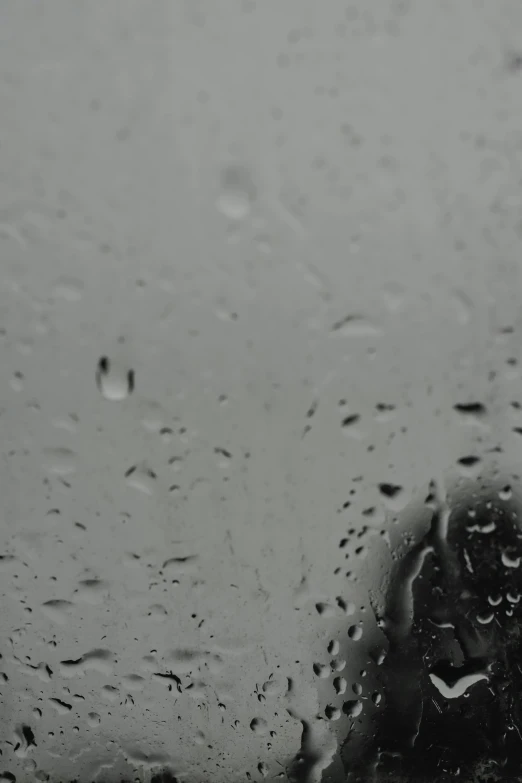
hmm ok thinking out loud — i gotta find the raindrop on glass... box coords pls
[95,356,134,401]
[348,624,363,641]
[217,163,256,221]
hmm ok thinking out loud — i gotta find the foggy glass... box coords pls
[2,2,522,781]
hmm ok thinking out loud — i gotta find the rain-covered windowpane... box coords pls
[2,2,522,782]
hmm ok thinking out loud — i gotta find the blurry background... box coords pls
[1,1,522,780]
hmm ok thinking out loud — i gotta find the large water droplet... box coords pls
[343,699,363,718]
[95,356,134,401]
[429,671,488,699]
[42,447,77,476]
[147,603,168,622]
[49,698,72,715]
[125,463,157,495]
[499,484,513,501]
[52,276,84,302]
[327,639,339,655]
[75,578,109,605]
[40,599,74,625]
[330,314,382,338]
[122,674,145,692]
[60,648,114,678]
[313,662,330,678]
[250,717,268,735]
[501,550,521,569]
[348,624,363,641]
[333,676,347,695]
[100,685,119,703]
[325,705,341,721]
[13,725,36,758]
[217,164,256,221]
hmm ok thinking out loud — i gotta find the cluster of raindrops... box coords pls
[0,346,302,781]
[299,377,522,778]
[6,136,522,783]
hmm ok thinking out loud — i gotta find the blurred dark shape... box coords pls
[343,484,522,782]
[150,772,179,783]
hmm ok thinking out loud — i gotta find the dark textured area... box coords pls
[343,488,522,781]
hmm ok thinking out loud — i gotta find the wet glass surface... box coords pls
[2,2,522,781]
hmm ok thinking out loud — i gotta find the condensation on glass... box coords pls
[1,2,522,782]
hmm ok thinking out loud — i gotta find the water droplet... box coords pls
[168,456,183,472]
[140,655,160,674]
[467,518,496,535]
[342,413,361,429]
[261,680,280,698]
[42,447,76,476]
[95,356,134,401]
[194,730,206,745]
[125,463,157,495]
[330,314,382,338]
[217,164,256,220]
[343,699,363,717]
[348,624,363,641]
[60,648,114,678]
[502,550,521,569]
[325,705,341,720]
[122,674,145,692]
[214,446,232,469]
[162,555,199,578]
[10,372,24,392]
[163,648,205,674]
[52,414,79,434]
[429,671,488,699]
[48,698,72,715]
[327,640,339,655]
[378,482,403,499]
[52,276,84,302]
[336,597,356,615]
[499,485,513,501]
[457,455,481,476]
[315,602,335,617]
[40,599,74,625]
[159,427,173,444]
[333,676,347,695]
[75,578,109,605]
[258,762,269,777]
[313,663,330,678]
[372,691,382,706]
[13,725,36,758]
[250,717,268,735]
[17,662,51,683]
[147,604,168,622]
[370,648,386,666]
[87,712,100,727]
[378,482,405,509]
[476,611,494,625]
[100,685,119,703]
[453,401,487,423]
